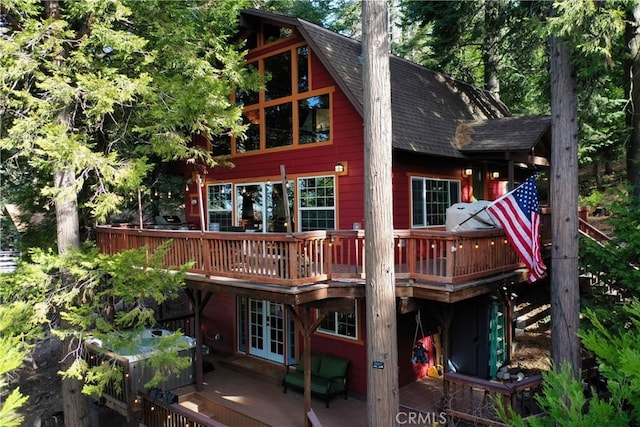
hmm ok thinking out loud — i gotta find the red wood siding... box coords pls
[202,294,236,355]
[310,330,367,395]
[391,152,474,229]
[193,47,366,231]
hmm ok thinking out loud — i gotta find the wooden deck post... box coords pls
[186,288,212,392]
[286,304,327,426]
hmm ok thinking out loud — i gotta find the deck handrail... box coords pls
[95,226,526,287]
[139,391,227,427]
[443,371,543,426]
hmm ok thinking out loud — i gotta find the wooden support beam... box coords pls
[285,303,328,426]
[398,297,420,314]
[193,289,203,391]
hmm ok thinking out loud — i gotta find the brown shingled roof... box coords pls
[456,116,551,153]
[239,9,548,160]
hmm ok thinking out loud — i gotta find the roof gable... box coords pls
[239,9,547,160]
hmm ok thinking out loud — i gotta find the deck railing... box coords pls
[443,372,544,426]
[95,225,528,287]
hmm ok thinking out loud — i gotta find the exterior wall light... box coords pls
[334,162,348,175]
[463,168,473,177]
[491,171,500,179]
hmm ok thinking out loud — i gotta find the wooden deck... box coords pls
[95,226,528,289]
[169,356,444,427]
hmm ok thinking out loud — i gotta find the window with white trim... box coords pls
[318,301,358,340]
[298,176,335,231]
[412,177,460,227]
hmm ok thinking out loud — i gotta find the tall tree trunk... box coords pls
[549,34,581,379]
[45,1,89,423]
[626,4,640,198]
[362,1,399,425]
[483,0,501,101]
[55,166,89,427]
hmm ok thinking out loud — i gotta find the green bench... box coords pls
[282,353,349,408]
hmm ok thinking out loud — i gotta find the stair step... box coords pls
[181,397,206,412]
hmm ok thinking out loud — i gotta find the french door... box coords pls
[248,299,285,363]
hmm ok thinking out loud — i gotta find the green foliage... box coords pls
[0,388,29,427]
[579,302,640,422]
[0,299,39,425]
[503,192,640,425]
[498,362,631,426]
[0,242,192,399]
[579,190,606,209]
[0,0,253,223]
[579,193,640,322]
[258,0,362,37]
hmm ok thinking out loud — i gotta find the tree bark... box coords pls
[549,34,581,380]
[55,167,89,427]
[626,4,640,198]
[483,0,501,101]
[44,0,88,422]
[362,1,399,425]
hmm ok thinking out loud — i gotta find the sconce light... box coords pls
[334,162,348,175]
[491,171,500,179]
[463,168,473,177]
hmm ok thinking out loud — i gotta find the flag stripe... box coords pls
[487,175,547,283]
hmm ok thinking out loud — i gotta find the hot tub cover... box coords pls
[446,201,500,232]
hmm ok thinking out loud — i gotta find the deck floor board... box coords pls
[174,357,444,427]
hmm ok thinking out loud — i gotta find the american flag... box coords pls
[487,175,547,282]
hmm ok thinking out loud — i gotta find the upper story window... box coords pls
[216,43,331,156]
[263,23,294,45]
[265,51,292,100]
[412,177,460,227]
[207,183,233,230]
[298,176,335,231]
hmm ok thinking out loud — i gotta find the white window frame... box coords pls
[411,177,461,228]
[297,175,336,231]
[317,301,358,340]
[207,183,233,230]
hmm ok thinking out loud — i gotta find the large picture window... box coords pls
[227,43,332,155]
[298,94,330,144]
[318,301,358,340]
[412,177,460,227]
[298,176,335,231]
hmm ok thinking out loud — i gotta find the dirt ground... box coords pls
[9,328,552,427]
[511,330,552,372]
[10,336,64,426]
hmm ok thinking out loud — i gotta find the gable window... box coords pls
[412,177,460,227]
[263,23,294,45]
[264,51,292,100]
[299,94,330,144]
[207,183,233,230]
[265,102,293,148]
[297,46,309,93]
[227,43,332,155]
[318,302,358,340]
[298,176,335,231]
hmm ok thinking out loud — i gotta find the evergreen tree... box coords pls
[0,1,254,424]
